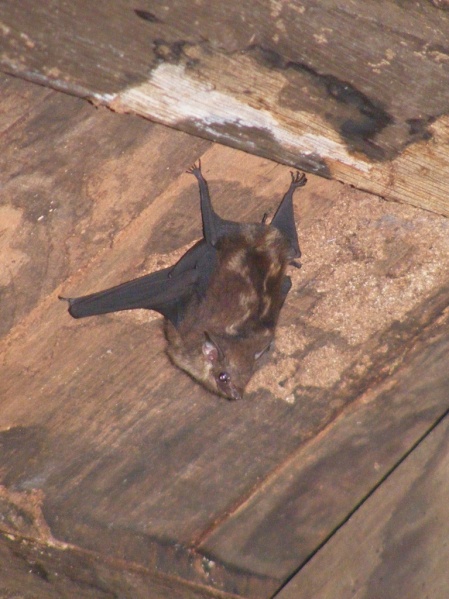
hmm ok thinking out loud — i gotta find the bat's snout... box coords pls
[228,384,243,401]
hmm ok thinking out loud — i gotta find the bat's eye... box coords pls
[218,372,230,383]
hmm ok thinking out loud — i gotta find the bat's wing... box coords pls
[188,162,306,260]
[61,165,305,326]
[62,266,197,325]
[271,171,307,259]
[61,162,222,327]
[187,161,241,246]
[169,239,218,299]
[61,240,218,327]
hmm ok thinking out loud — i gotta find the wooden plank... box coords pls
[0,529,235,599]
[1,1,449,215]
[274,409,449,599]
[0,74,52,132]
[200,313,449,587]
[0,73,211,340]
[3,73,449,596]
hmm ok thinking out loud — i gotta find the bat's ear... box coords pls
[164,320,182,347]
[202,331,224,363]
[254,342,272,360]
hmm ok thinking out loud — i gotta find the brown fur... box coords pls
[165,225,291,399]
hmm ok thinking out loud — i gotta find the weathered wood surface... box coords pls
[2,73,449,597]
[275,410,449,599]
[205,311,449,588]
[0,74,211,340]
[1,1,449,216]
[0,529,228,599]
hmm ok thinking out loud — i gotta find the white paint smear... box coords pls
[116,63,370,172]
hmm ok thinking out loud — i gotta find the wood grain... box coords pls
[1,1,449,215]
[0,529,235,599]
[0,75,211,340]
[274,410,449,599]
[201,315,449,587]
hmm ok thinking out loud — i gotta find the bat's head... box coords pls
[201,332,268,400]
[165,325,272,400]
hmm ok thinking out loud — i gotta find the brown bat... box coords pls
[61,162,307,400]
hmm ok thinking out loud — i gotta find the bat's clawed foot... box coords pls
[186,159,202,176]
[290,171,307,188]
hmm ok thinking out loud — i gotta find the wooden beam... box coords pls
[1,1,449,215]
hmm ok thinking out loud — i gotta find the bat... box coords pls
[60,162,307,400]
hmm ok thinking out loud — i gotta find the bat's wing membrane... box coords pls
[62,240,218,327]
[271,171,306,259]
[187,162,241,246]
[62,266,196,324]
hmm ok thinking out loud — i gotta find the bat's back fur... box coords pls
[165,224,293,400]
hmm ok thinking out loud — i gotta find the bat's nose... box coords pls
[228,384,243,401]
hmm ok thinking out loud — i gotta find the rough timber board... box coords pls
[274,411,449,599]
[2,73,449,597]
[0,531,233,599]
[0,72,51,131]
[202,312,449,584]
[0,74,211,340]
[1,1,449,216]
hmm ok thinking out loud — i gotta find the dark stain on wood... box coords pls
[248,44,393,160]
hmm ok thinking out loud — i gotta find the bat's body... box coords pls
[61,163,306,400]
